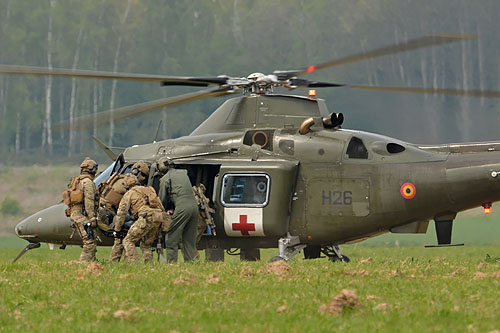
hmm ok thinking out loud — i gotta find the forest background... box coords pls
[1,0,500,165]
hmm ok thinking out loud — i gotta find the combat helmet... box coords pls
[123,174,139,189]
[131,161,150,178]
[80,158,98,175]
[157,156,174,173]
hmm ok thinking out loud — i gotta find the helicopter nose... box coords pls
[14,203,76,244]
[15,214,40,241]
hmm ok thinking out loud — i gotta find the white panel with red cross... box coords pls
[223,207,265,237]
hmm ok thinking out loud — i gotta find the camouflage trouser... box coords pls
[70,211,96,262]
[140,222,161,263]
[110,238,124,262]
[110,237,156,262]
[123,214,154,263]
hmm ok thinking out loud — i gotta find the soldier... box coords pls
[130,161,149,186]
[105,161,150,262]
[192,184,216,257]
[129,161,159,261]
[113,174,166,263]
[158,157,199,263]
[62,158,98,262]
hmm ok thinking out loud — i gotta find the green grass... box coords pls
[2,164,500,331]
[1,239,500,332]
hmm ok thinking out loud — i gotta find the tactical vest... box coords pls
[129,186,163,218]
[98,174,127,209]
[62,174,93,207]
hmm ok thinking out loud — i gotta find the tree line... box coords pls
[1,0,499,163]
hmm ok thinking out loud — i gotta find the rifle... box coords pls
[85,222,95,240]
[156,232,166,262]
[81,206,96,240]
[112,229,127,239]
[69,223,76,239]
[196,186,216,236]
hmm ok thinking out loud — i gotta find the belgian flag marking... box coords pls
[400,182,416,199]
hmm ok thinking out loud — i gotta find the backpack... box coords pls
[62,174,92,207]
[129,186,164,217]
[98,173,127,208]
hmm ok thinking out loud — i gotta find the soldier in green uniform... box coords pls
[158,157,199,263]
[113,174,166,263]
[63,158,98,262]
[106,161,151,262]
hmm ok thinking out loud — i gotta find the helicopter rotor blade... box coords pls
[292,34,476,77]
[54,87,237,131]
[348,84,500,98]
[0,65,227,86]
[287,78,345,88]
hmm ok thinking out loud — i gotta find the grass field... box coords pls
[0,164,76,235]
[2,165,500,331]
[1,236,500,332]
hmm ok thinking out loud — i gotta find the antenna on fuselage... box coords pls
[153,120,162,143]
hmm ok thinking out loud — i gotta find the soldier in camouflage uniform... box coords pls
[113,174,166,263]
[191,184,216,258]
[64,158,98,262]
[102,174,128,262]
[193,184,215,243]
[107,161,151,262]
[158,157,199,263]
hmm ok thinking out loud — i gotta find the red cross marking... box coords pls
[232,215,256,236]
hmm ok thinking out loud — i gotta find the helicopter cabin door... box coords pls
[216,160,298,237]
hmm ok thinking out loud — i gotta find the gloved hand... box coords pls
[89,217,97,227]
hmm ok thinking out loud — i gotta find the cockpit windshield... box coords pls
[93,162,116,186]
[93,155,125,186]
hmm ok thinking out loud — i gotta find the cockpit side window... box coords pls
[346,136,368,159]
[221,173,271,207]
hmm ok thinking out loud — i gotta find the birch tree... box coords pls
[0,0,11,122]
[42,0,56,155]
[68,27,84,156]
[108,0,132,146]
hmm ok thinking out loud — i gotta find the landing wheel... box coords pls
[329,255,350,263]
[270,256,285,262]
[303,245,321,259]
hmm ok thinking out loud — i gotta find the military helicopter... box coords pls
[6,34,500,263]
